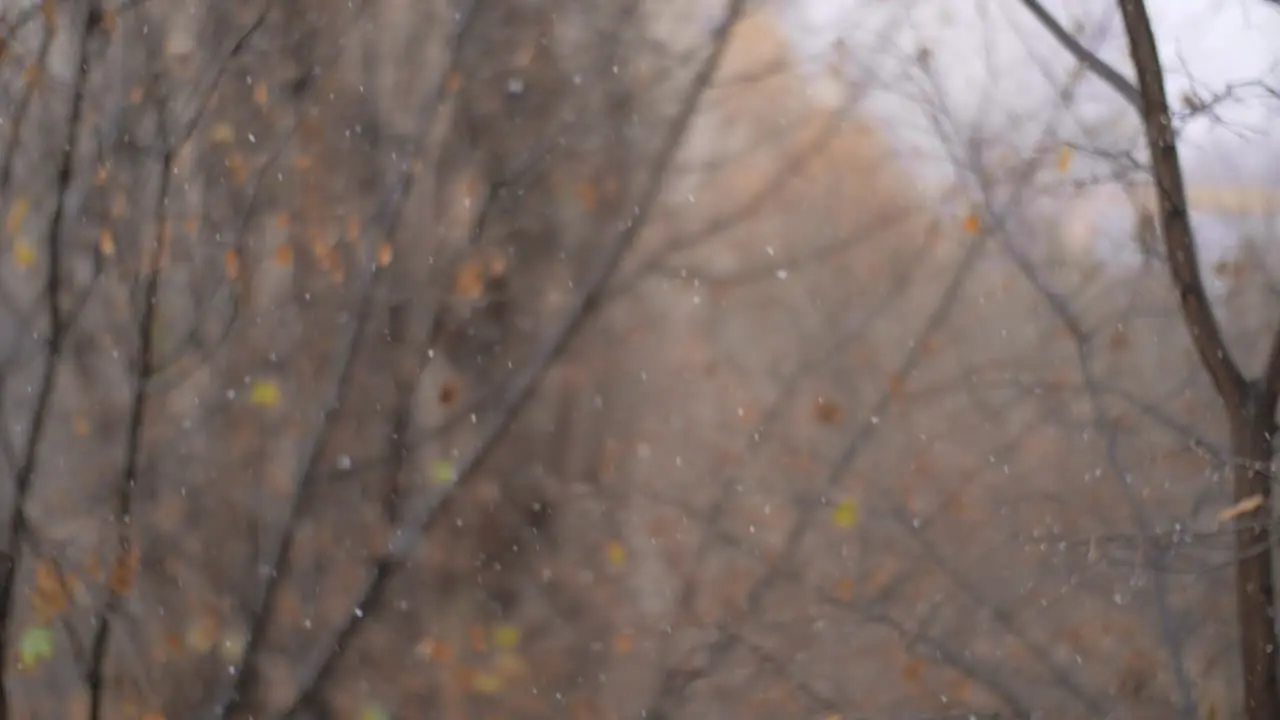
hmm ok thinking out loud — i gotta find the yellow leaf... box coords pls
[359,703,390,720]
[249,379,282,407]
[492,649,528,680]
[471,671,503,694]
[605,540,627,567]
[211,123,235,144]
[226,153,248,185]
[831,499,859,529]
[21,63,42,89]
[430,459,456,485]
[184,615,217,653]
[13,240,36,269]
[1217,494,1265,523]
[1056,145,1073,173]
[6,197,30,235]
[218,629,246,663]
[18,625,54,668]
[98,229,116,258]
[491,624,521,650]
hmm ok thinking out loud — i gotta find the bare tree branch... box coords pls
[1017,0,1141,109]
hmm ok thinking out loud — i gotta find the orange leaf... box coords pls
[613,632,635,654]
[486,251,507,278]
[1056,145,1073,173]
[40,0,56,29]
[576,181,598,212]
[253,81,269,107]
[833,577,855,602]
[453,259,487,300]
[814,397,843,426]
[376,242,393,267]
[32,561,69,621]
[962,213,981,236]
[469,625,488,652]
[437,381,459,407]
[1108,325,1130,353]
[445,71,464,93]
[919,337,938,357]
[224,249,241,280]
[901,657,926,684]
[108,545,140,596]
[415,638,455,663]
[273,244,293,266]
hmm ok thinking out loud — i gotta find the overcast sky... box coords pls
[776,0,1280,269]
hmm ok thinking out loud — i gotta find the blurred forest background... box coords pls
[0,0,1275,718]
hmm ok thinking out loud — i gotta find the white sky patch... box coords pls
[777,0,1280,271]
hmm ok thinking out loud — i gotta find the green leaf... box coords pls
[18,625,54,668]
[430,459,456,485]
[360,703,390,720]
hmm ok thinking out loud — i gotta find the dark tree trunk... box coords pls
[1112,0,1280,716]
[1229,383,1280,720]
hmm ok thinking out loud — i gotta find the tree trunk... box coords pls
[1229,382,1280,720]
